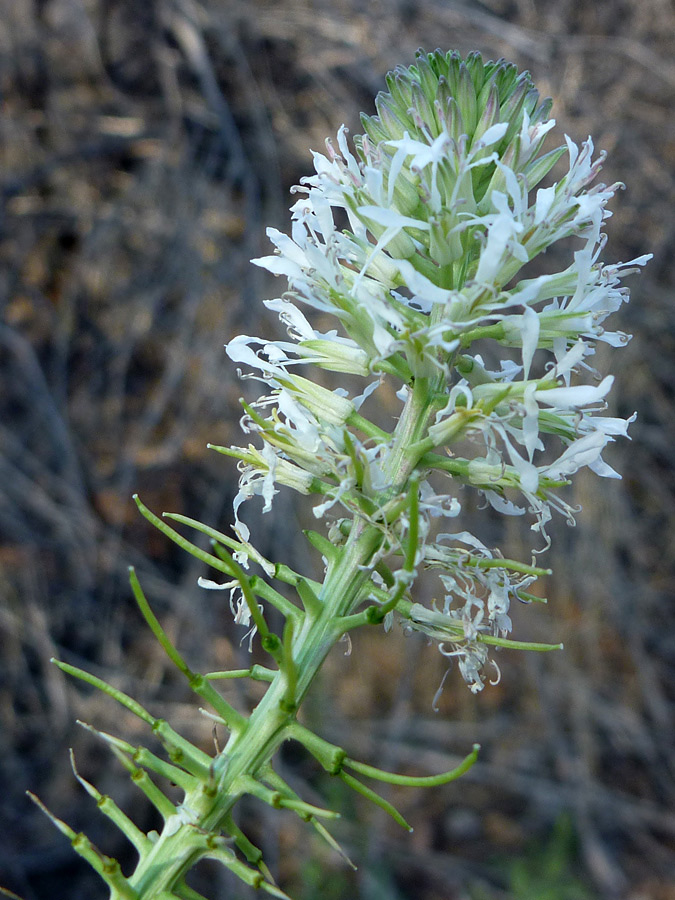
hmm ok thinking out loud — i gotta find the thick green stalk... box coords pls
[125,380,438,898]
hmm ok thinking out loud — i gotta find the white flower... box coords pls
[224,49,647,691]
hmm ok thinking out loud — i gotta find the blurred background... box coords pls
[1,1,674,898]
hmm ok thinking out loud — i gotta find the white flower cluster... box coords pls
[219,51,647,690]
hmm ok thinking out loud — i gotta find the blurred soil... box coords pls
[0,1,674,898]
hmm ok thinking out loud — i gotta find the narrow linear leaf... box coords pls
[339,771,413,831]
[52,659,155,726]
[77,722,196,793]
[27,794,139,899]
[344,743,480,787]
[69,750,150,855]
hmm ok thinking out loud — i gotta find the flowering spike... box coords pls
[47,49,646,898]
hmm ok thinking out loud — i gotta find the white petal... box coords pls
[198,577,232,590]
[534,185,556,224]
[264,299,316,341]
[477,122,509,147]
[357,205,429,231]
[520,305,540,380]
[590,412,636,436]
[394,258,454,305]
[250,254,303,279]
[353,379,381,410]
[589,456,621,478]
[260,443,278,513]
[522,383,541,461]
[544,431,608,478]
[482,490,526,516]
[535,375,613,408]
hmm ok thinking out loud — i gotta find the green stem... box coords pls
[122,375,439,898]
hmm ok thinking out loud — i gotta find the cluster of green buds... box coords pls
[31,50,646,900]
